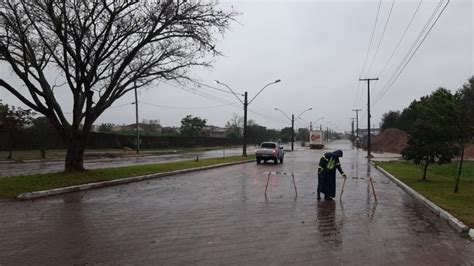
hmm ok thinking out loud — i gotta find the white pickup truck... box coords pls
[255,142,284,164]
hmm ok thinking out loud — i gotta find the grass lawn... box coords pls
[376,160,474,228]
[0,155,254,199]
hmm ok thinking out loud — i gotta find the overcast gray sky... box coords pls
[1,0,472,132]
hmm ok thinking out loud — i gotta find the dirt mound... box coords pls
[371,128,408,154]
[465,144,474,159]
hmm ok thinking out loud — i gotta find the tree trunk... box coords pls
[453,145,464,193]
[422,161,429,181]
[64,134,88,172]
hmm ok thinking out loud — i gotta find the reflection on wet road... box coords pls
[0,140,472,264]
[0,147,243,177]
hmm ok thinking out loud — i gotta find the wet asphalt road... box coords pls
[0,140,473,265]
[0,147,243,177]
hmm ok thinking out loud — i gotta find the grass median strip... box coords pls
[0,155,255,199]
[376,161,474,228]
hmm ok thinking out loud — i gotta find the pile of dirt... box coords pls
[371,128,408,154]
[464,144,474,159]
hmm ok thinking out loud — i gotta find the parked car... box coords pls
[255,142,284,164]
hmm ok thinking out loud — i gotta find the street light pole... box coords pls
[243,92,248,156]
[275,107,312,151]
[291,114,295,151]
[215,79,281,156]
[134,84,139,154]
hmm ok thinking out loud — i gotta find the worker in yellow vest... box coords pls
[317,150,346,200]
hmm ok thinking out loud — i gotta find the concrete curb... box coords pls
[16,159,255,200]
[374,164,472,239]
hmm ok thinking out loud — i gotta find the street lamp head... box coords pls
[214,80,221,84]
[308,108,313,111]
[275,79,281,83]
[274,108,279,111]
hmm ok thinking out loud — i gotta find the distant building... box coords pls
[204,125,228,138]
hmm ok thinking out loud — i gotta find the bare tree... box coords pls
[0,0,237,171]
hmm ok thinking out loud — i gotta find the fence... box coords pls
[0,129,256,151]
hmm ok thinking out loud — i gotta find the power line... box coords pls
[161,80,238,107]
[375,0,423,79]
[366,0,395,77]
[109,102,135,109]
[373,0,449,106]
[359,0,383,79]
[375,0,443,98]
[354,0,382,108]
[192,80,243,96]
[247,107,289,125]
[139,101,239,110]
[161,80,288,127]
[64,102,134,114]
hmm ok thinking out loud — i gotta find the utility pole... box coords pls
[243,91,248,156]
[134,85,140,154]
[291,114,295,151]
[359,78,378,159]
[350,118,355,144]
[352,108,362,149]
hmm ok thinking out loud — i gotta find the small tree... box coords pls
[0,101,35,158]
[280,127,293,143]
[98,123,115,132]
[225,113,243,139]
[380,110,400,130]
[180,115,206,137]
[296,128,309,141]
[453,76,474,193]
[246,120,268,143]
[401,88,458,181]
[29,116,57,158]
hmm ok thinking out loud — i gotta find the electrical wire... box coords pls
[365,0,396,77]
[372,0,449,106]
[63,102,134,114]
[192,80,243,96]
[139,101,239,110]
[376,0,423,79]
[354,0,382,108]
[161,80,289,127]
[359,0,383,79]
[374,0,444,101]
[161,80,239,107]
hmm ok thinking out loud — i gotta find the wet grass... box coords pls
[0,155,254,199]
[376,160,474,228]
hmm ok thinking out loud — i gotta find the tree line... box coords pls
[380,76,473,192]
